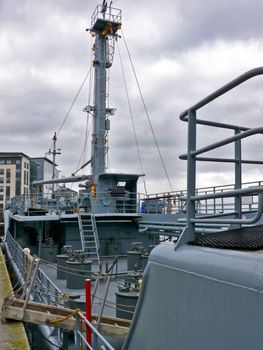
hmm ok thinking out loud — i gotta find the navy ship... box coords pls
[3,2,263,350]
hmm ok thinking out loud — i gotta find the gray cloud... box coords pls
[0,0,262,194]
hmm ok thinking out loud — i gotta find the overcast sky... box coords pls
[0,0,263,194]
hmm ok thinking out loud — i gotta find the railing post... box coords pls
[93,333,99,350]
[85,279,92,348]
[47,279,51,304]
[75,313,81,349]
[97,275,111,330]
[20,258,40,320]
[187,109,197,241]
[213,187,216,214]
[235,128,242,226]
[55,288,58,306]
[221,190,224,213]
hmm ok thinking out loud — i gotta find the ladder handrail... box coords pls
[77,214,85,251]
[91,214,100,264]
[78,213,100,265]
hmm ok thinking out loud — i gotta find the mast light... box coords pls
[83,105,96,113]
[106,107,117,116]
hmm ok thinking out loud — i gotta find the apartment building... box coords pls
[30,157,59,194]
[0,152,30,211]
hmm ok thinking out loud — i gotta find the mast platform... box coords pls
[91,4,122,34]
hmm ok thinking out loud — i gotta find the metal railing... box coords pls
[141,180,262,215]
[179,67,263,241]
[91,4,122,28]
[5,230,117,350]
[10,191,79,215]
[91,191,140,214]
[5,230,63,305]
[76,311,116,350]
[5,229,27,282]
[8,180,263,218]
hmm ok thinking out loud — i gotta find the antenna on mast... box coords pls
[101,0,107,13]
[47,132,61,195]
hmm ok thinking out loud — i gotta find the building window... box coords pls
[16,186,21,196]
[6,169,11,184]
[16,168,21,173]
[0,160,4,164]
[6,160,11,164]
[0,186,3,192]
[24,170,27,185]
[16,160,21,164]
[0,169,4,175]
[0,195,3,200]
[6,186,10,197]
[0,204,3,209]
[0,178,3,183]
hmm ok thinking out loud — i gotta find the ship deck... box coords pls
[40,257,132,349]
[40,256,132,315]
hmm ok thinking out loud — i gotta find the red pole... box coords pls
[85,279,92,348]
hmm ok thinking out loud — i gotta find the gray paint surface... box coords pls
[124,243,263,350]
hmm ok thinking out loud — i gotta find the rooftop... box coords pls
[0,152,30,159]
[31,157,57,166]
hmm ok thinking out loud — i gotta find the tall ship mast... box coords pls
[33,3,142,217]
[90,2,120,178]
[83,3,142,216]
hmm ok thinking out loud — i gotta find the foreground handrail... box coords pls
[76,311,116,350]
[179,67,263,241]
[180,67,263,120]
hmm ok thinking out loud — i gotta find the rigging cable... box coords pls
[73,35,95,176]
[56,68,92,138]
[74,119,93,175]
[117,40,148,195]
[121,29,173,192]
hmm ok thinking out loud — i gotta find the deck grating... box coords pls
[189,224,263,250]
